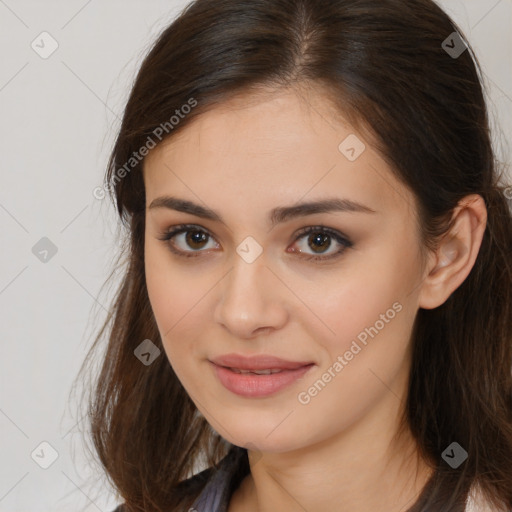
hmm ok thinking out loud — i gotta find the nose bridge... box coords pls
[214,249,287,337]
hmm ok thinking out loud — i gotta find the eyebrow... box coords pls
[148,195,377,226]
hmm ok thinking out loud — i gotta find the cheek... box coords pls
[144,244,182,331]
[292,255,414,355]
[145,239,201,327]
[144,242,218,373]
[290,289,414,446]
[305,284,413,388]
[291,248,418,403]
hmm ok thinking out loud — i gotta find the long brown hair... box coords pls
[75,0,512,510]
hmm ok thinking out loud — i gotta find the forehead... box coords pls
[143,88,415,221]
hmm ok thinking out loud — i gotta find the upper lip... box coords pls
[210,353,314,371]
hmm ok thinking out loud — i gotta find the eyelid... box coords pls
[157,223,353,261]
[289,225,353,261]
[156,224,220,258]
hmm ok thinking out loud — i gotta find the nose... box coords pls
[213,255,289,339]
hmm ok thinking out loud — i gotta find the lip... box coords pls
[209,360,315,398]
[209,353,314,371]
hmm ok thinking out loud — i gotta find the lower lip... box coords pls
[209,361,315,398]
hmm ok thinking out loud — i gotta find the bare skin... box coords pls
[142,86,487,512]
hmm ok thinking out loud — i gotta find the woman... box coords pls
[78,0,512,510]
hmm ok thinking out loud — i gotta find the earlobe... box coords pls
[418,195,487,310]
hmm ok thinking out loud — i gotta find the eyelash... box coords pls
[157,224,353,262]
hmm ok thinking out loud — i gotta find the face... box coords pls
[143,87,426,454]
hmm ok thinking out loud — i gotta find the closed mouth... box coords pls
[221,364,314,375]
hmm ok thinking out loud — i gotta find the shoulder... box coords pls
[107,470,215,512]
[189,447,249,512]
[110,448,247,512]
[465,483,509,512]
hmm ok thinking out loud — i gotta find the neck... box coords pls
[229,396,435,512]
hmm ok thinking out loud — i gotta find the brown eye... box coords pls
[289,226,353,261]
[184,229,209,250]
[158,225,219,258]
[307,232,332,253]
[158,224,353,262]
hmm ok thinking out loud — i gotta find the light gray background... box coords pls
[0,1,511,511]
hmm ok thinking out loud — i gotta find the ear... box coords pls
[418,194,487,310]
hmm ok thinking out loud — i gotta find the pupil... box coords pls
[310,233,330,253]
[186,230,207,249]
